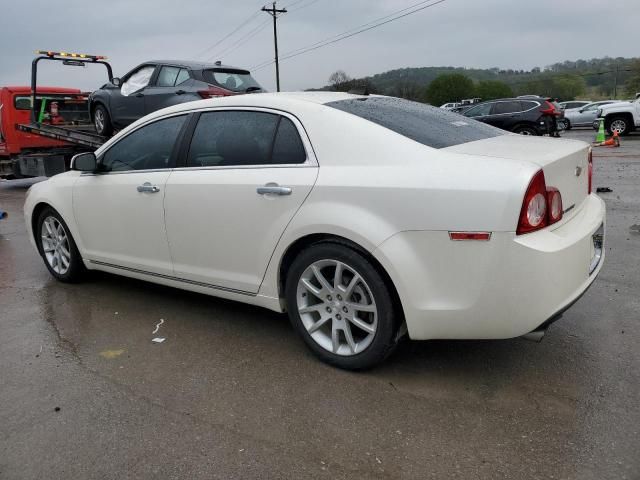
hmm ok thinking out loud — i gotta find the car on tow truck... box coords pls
[89,60,264,136]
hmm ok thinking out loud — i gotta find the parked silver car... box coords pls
[558,100,591,110]
[561,100,618,129]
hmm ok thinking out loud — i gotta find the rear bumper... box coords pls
[374,194,606,340]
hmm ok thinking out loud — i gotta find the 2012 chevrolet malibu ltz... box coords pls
[24,93,605,369]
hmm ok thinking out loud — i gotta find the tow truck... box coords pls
[0,51,111,179]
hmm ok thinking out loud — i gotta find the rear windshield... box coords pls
[202,69,262,93]
[326,96,505,149]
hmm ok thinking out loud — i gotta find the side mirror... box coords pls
[71,152,97,172]
[112,77,122,87]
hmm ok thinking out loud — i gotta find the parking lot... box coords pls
[0,128,638,479]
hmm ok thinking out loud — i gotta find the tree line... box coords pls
[322,57,640,105]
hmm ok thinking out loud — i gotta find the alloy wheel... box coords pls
[610,119,626,134]
[296,259,378,356]
[95,109,105,132]
[41,216,71,275]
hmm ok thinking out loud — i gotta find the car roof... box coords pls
[145,60,249,71]
[123,92,373,124]
[469,97,544,106]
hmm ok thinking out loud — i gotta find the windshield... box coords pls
[203,69,263,93]
[327,96,505,149]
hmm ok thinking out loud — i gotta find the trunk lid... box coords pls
[445,134,590,222]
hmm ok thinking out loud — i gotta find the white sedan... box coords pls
[24,92,605,369]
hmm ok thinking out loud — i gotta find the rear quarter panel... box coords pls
[258,107,538,300]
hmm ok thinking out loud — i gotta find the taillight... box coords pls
[197,86,233,99]
[547,187,563,223]
[539,101,555,116]
[517,170,548,235]
[587,147,593,195]
[517,170,564,235]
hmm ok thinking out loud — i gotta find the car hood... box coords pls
[600,101,633,112]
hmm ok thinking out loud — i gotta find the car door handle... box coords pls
[257,184,292,196]
[175,90,186,95]
[137,182,160,193]
[135,92,144,98]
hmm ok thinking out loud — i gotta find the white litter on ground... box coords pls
[152,337,166,344]
[152,318,164,334]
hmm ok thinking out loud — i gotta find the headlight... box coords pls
[596,108,602,117]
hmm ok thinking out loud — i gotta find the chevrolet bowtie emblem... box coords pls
[575,166,582,177]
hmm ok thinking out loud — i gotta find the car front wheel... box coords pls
[285,243,400,370]
[37,207,85,282]
[607,116,630,136]
[93,104,113,137]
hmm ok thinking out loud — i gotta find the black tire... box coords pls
[606,116,631,136]
[513,125,539,136]
[285,242,400,370]
[36,207,86,282]
[93,104,113,137]
[563,119,571,130]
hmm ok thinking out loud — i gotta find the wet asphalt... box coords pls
[1,129,638,479]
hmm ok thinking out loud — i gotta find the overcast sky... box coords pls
[1,0,638,92]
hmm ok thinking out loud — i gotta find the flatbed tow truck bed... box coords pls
[17,123,106,149]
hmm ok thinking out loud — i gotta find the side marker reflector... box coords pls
[449,232,492,241]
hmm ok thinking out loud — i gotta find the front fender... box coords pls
[23,173,84,257]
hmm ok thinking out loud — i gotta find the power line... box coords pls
[283,0,307,8]
[207,19,271,61]
[251,0,447,71]
[287,0,322,12]
[194,10,263,60]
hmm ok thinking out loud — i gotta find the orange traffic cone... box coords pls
[606,130,621,147]
[594,130,620,147]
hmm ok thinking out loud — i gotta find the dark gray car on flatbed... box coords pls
[89,60,264,136]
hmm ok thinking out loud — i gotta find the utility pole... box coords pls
[262,2,287,92]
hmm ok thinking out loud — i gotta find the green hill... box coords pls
[314,56,640,102]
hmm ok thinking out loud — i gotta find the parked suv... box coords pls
[89,60,264,136]
[462,97,559,135]
[593,94,640,135]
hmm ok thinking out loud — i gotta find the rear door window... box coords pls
[328,97,504,149]
[491,101,522,115]
[156,66,190,87]
[187,111,278,167]
[187,111,306,167]
[175,69,190,85]
[271,117,306,164]
[463,102,493,117]
[156,66,181,87]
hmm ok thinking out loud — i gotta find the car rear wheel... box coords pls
[37,207,85,282]
[285,243,400,370]
[93,104,113,137]
[606,116,630,136]
[513,125,539,136]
